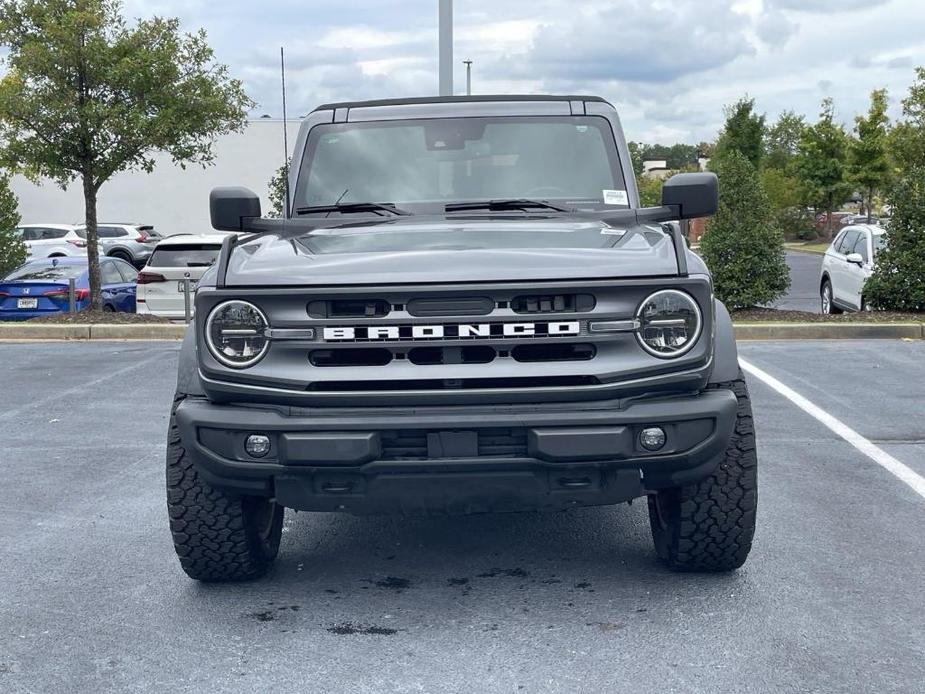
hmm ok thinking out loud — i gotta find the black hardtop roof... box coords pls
[312,94,612,112]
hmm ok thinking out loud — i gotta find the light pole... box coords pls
[439,0,453,96]
[463,59,472,95]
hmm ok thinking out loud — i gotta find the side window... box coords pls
[837,230,859,254]
[99,226,127,238]
[115,261,138,282]
[852,232,870,263]
[100,262,123,285]
[41,228,68,240]
[20,228,42,241]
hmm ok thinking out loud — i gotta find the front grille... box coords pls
[307,376,600,391]
[380,428,528,460]
[511,293,595,314]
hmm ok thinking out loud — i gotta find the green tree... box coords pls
[849,89,891,222]
[267,159,289,218]
[761,167,815,239]
[0,0,252,309]
[0,172,24,277]
[637,176,663,207]
[796,98,852,238]
[889,66,925,171]
[714,97,766,169]
[864,168,925,311]
[627,141,644,177]
[764,110,805,171]
[701,150,790,309]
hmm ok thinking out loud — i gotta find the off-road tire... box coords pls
[166,394,284,581]
[647,373,757,572]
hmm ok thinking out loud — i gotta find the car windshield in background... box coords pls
[294,116,626,212]
[149,244,221,268]
[4,264,86,281]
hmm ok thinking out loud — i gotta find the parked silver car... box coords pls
[74,223,163,267]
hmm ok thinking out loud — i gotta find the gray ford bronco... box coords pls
[166,95,757,581]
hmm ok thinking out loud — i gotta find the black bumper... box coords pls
[174,389,737,515]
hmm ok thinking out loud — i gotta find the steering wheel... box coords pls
[524,186,568,198]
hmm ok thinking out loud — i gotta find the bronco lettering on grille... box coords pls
[322,321,581,342]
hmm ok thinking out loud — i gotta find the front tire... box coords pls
[647,373,757,572]
[821,280,842,315]
[166,394,284,581]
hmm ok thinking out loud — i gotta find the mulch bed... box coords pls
[732,308,924,323]
[27,310,173,324]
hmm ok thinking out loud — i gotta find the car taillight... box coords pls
[43,288,90,300]
[136,271,167,284]
[68,239,87,248]
[135,234,148,242]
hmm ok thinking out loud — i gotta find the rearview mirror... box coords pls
[846,252,864,266]
[661,172,718,220]
[210,187,261,232]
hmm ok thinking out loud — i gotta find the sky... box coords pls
[121,0,925,144]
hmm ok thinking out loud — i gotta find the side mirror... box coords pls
[661,172,718,220]
[210,187,261,231]
[846,252,864,266]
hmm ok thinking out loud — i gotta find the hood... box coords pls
[224,215,681,286]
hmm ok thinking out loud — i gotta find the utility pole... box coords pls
[439,0,453,95]
[463,59,472,95]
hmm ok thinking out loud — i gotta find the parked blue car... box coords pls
[0,257,138,321]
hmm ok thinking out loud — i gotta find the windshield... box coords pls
[294,116,627,213]
[4,263,86,281]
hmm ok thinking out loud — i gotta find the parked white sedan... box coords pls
[135,234,228,320]
[819,224,886,313]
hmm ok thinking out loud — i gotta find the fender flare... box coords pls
[176,323,205,397]
[710,299,740,384]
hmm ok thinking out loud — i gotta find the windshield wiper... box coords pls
[294,202,411,217]
[444,199,571,213]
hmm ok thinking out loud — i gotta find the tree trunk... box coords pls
[826,196,834,239]
[82,172,102,311]
[867,188,873,223]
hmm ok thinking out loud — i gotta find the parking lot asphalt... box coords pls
[2,340,924,693]
[774,251,823,313]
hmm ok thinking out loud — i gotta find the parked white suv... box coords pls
[819,224,886,313]
[16,224,89,260]
[136,234,228,319]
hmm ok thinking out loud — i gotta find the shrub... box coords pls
[0,173,24,278]
[864,168,925,312]
[700,150,790,309]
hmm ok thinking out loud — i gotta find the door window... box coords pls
[114,260,139,282]
[20,228,43,241]
[836,230,859,254]
[101,262,123,285]
[40,228,69,240]
[851,232,870,263]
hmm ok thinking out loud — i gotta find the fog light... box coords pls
[245,434,271,458]
[640,427,667,452]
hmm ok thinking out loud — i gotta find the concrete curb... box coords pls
[734,322,924,340]
[0,323,186,340]
[1,321,923,341]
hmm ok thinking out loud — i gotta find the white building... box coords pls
[9,118,301,235]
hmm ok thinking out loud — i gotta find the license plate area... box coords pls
[17,298,38,309]
[177,281,197,293]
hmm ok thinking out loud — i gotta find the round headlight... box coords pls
[205,300,270,368]
[636,290,702,358]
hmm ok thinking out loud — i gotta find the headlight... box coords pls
[205,300,270,368]
[636,289,702,358]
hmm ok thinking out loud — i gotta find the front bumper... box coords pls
[175,388,737,515]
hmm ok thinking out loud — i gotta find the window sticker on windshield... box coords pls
[603,189,629,205]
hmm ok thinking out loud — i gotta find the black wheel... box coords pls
[166,394,284,581]
[110,251,132,263]
[821,280,842,315]
[647,373,757,572]
[102,304,115,312]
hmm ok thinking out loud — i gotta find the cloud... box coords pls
[509,2,753,84]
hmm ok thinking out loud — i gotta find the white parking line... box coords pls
[739,358,925,501]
